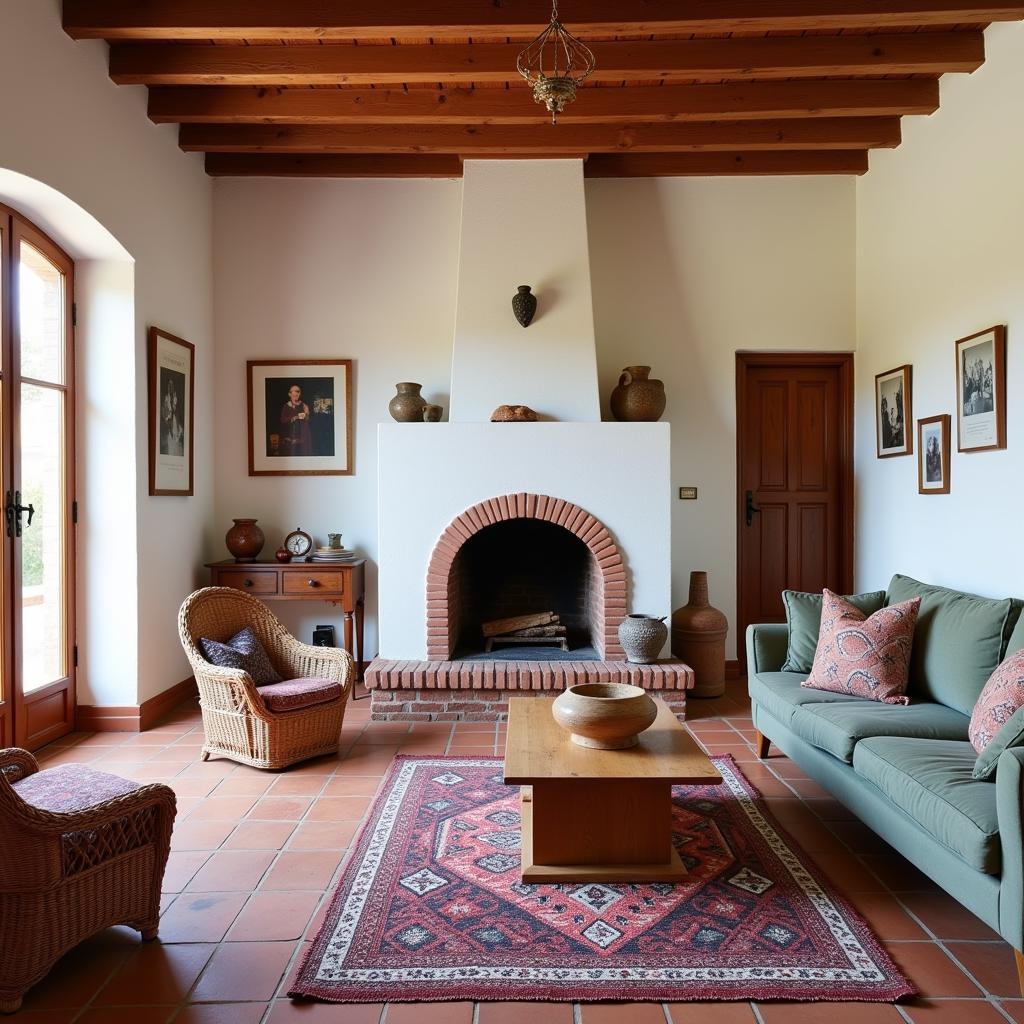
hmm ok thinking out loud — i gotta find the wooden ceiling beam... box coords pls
[65,1,1024,41]
[178,117,902,154]
[109,33,984,87]
[203,151,869,177]
[148,80,941,126]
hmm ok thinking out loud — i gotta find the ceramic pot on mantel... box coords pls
[618,613,668,665]
[609,365,666,422]
[672,571,728,698]
[225,518,265,563]
[389,382,428,422]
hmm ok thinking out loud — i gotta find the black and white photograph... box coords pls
[918,414,950,495]
[955,325,1007,452]
[148,327,194,496]
[875,365,913,458]
[248,359,353,476]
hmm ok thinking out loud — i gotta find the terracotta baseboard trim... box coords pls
[725,660,742,680]
[76,677,197,732]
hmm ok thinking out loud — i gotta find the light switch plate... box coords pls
[678,486,698,500]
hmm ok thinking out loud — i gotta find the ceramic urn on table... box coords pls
[225,518,265,563]
[552,682,658,750]
[672,571,728,698]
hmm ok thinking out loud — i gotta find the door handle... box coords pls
[4,491,34,538]
[745,490,761,527]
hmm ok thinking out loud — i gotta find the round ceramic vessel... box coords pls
[551,682,658,750]
[618,613,668,664]
[225,518,265,563]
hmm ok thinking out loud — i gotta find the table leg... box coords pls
[355,599,365,680]
[343,609,354,666]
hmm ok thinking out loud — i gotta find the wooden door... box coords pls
[736,353,854,668]
[0,205,76,750]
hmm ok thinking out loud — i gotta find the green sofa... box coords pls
[747,574,1024,991]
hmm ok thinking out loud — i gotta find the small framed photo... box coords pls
[956,325,1006,453]
[148,327,195,496]
[918,414,951,495]
[248,359,353,476]
[875,364,913,458]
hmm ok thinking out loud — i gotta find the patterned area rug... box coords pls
[290,755,914,1004]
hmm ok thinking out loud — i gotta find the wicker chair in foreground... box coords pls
[178,587,354,770]
[0,749,176,1013]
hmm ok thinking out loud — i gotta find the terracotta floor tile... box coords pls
[384,1002,474,1023]
[305,795,372,820]
[260,851,343,890]
[901,998,1009,1023]
[185,850,276,892]
[190,941,295,1002]
[188,797,259,821]
[163,851,212,893]
[223,820,297,851]
[22,929,139,1009]
[666,1004,758,1023]
[321,777,383,797]
[269,776,329,796]
[756,1002,903,1023]
[213,776,275,797]
[288,819,360,850]
[476,1001,576,1024]
[95,940,215,1005]
[266,999,383,1022]
[580,1003,668,1023]
[228,891,322,941]
[171,819,237,851]
[848,891,928,940]
[77,1008,175,1023]
[1000,1000,1024,1023]
[945,941,1022,997]
[168,779,220,800]
[886,942,982,997]
[858,854,938,892]
[805,797,860,821]
[174,1003,270,1024]
[445,745,498,756]
[248,796,313,821]
[158,892,248,942]
[899,892,1001,940]
[813,852,888,893]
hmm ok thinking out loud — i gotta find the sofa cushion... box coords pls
[853,737,1000,874]
[970,648,1024,780]
[14,764,141,813]
[257,677,342,712]
[1006,611,1024,660]
[781,589,886,673]
[199,626,281,686]
[789,699,970,763]
[886,575,1018,715]
[748,671,866,727]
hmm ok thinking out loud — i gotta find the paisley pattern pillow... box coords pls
[969,648,1024,761]
[198,626,281,686]
[802,589,921,705]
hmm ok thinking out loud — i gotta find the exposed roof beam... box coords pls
[65,0,1024,41]
[179,117,902,154]
[205,154,465,177]
[109,33,984,87]
[148,80,941,126]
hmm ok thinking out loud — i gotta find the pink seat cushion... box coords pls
[14,764,141,813]
[257,677,343,712]
[802,589,922,705]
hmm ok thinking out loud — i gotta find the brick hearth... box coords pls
[364,659,694,721]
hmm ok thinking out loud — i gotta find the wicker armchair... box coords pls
[178,587,354,770]
[0,749,176,1013]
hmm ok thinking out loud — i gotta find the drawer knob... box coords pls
[244,578,254,588]
[307,578,320,588]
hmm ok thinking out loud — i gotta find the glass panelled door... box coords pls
[1,206,75,750]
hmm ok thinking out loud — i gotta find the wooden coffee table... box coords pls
[503,697,722,884]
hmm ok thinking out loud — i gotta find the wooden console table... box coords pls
[205,559,365,678]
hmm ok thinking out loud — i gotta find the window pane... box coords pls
[19,242,65,385]
[20,384,66,692]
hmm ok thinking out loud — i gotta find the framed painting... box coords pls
[247,359,353,476]
[956,325,1006,453]
[918,414,951,495]
[875,364,913,458]
[148,327,195,496]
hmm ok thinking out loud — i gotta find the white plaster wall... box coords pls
[450,161,600,422]
[377,423,671,660]
[587,176,857,657]
[0,0,213,704]
[213,178,463,656]
[855,22,1024,599]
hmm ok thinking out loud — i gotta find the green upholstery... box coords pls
[997,748,1024,949]
[748,672,865,728]
[853,737,1000,874]
[887,575,1020,715]
[974,705,1024,781]
[746,623,788,675]
[781,589,886,673]
[1006,612,1024,659]
[789,699,970,763]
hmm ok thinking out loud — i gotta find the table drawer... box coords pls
[283,570,345,597]
[216,570,279,595]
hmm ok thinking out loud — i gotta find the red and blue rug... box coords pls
[290,755,913,1004]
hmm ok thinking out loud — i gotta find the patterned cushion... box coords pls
[198,626,281,685]
[969,649,1024,779]
[257,677,343,713]
[802,589,921,705]
[13,764,141,813]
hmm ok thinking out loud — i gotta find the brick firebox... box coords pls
[365,493,694,721]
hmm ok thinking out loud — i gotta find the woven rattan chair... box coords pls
[0,749,176,1013]
[178,587,354,770]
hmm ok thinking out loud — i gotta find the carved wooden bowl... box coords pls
[551,682,658,750]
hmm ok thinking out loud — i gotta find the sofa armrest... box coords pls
[997,747,1024,951]
[745,623,789,675]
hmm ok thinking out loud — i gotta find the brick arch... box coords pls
[425,493,627,660]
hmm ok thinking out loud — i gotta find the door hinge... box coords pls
[71,302,77,327]
[73,645,78,668]
[72,500,78,525]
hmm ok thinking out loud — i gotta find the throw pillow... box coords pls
[802,589,921,704]
[781,589,886,673]
[198,626,281,685]
[969,648,1024,780]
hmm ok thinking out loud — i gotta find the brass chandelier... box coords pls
[516,0,596,123]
